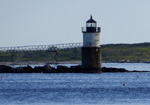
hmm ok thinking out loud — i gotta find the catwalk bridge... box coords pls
[0,43,82,53]
[0,43,83,66]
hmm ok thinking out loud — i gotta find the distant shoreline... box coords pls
[0,61,82,65]
[2,42,150,63]
[103,61,150,63]
[1,61,150,66]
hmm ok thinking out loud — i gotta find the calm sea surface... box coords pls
[1,63,150,105]
[102,63,150,71]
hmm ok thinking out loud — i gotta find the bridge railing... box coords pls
[0,43,83,53]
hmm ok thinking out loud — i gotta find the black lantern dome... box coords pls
[86,15,97,27]
[86,15,96,23]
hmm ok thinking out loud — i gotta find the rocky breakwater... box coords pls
[0,65,83,73]
[0,65,148,73]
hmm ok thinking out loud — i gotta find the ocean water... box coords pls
[1,72,150,105]
[102,63,150,71]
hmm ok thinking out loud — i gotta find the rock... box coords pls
[0,65,13,73]
[23,66,33,73]
[33,66,45,73]
[70,65,82,73]
[43,65,56,73]
[102,67,128,72]
[57,65,70,73]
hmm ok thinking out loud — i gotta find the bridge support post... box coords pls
[46,47,58,70]
[11,53,24,72]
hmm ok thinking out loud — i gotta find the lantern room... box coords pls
[86,15,97,27]
[82,15,100,33]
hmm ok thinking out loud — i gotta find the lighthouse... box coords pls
[82,15,101,73]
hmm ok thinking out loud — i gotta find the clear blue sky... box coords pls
[0,0,150,47]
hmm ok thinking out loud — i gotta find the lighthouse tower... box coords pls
[82,15,101,73]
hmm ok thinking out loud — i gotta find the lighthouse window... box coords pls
[86,23,97,27]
